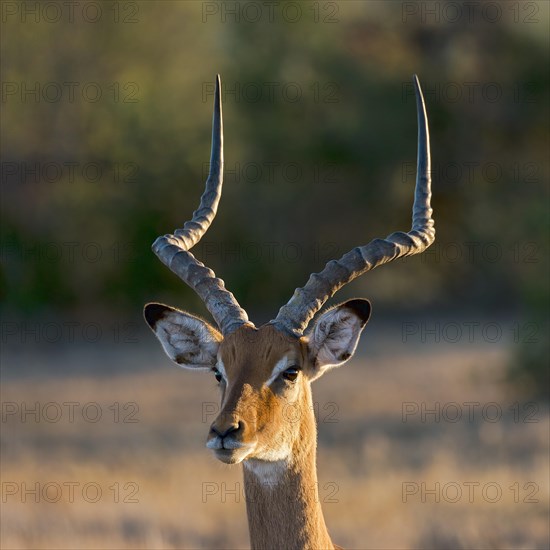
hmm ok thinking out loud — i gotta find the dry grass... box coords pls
[1,334,548,549]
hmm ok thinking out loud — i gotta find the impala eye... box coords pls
[213,368,222,383]
[282,367,300,382]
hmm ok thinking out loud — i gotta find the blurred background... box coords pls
[1,1,548,548]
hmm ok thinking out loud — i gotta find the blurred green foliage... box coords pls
[1,2,548,392]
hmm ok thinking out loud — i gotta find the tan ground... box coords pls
[1,335,548,549]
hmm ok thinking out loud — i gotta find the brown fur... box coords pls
[146,304,370,549]
[210,325,337,549]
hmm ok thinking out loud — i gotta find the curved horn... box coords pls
[272,75,435,336]
[152,75,251,335]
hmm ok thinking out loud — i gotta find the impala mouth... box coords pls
[213,448,250,464]
[207,437,255,464]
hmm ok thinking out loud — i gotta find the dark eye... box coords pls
[213,369,222,383]
[282,367,300,382]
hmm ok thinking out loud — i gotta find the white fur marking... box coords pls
[244,459,287,486]
[266,356,290,387]
[215,356,227,383]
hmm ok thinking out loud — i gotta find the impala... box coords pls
[144,75,434,550]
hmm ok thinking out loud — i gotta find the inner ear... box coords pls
[144,303,222,370]
[307,299,371,379]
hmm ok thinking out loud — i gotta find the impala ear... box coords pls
[144,303,222,370]
[306,299,371,381]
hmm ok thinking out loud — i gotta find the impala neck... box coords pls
[242,389,335,550]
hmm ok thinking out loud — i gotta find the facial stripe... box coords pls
[266,356,290,387]
[216,356,227,383]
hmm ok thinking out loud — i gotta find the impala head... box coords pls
[145,75,434,466]
[145,299,371,464]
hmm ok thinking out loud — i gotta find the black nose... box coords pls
[211,421,241,439]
